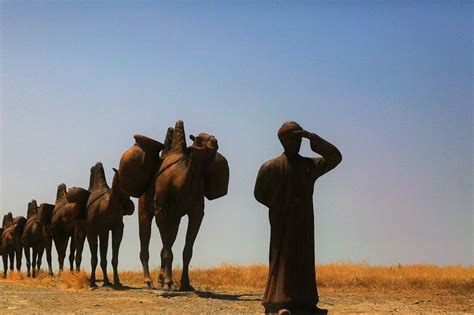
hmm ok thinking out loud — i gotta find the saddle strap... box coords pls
[87,190,110,208]
[55,201,67,211]
[153,156,185,182]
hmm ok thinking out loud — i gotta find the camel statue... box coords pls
[36,202,55,276]
[1,212,27,278]
[2,213,15,271]
[135,120,229,291]
[22,200,44,277]
[49,183,90,273]
[86,162,134,288]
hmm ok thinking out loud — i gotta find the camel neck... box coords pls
[184,156,204,184]
[108,182,122,214]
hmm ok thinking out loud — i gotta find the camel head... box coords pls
[189,132,219,162]
[112,168,135,216]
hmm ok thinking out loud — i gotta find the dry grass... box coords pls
[5,270,89,290]
[3,263,472,294]
[316,263,473,292]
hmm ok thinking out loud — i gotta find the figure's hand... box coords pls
[292,129,310,139]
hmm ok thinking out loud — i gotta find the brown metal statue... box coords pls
[85,162,135,288]
[35,202,55,276]
[22,200,45,277]
[254,121,342,314]
[1,212,26,278]
[117,120,229,291]
[49,183,90,273]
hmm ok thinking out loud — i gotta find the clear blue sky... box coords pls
[1,2,472,270]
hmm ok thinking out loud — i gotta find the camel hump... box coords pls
[56,183,68,204]
[170,120,187,153]
[89,162,110,191]
[67,187,90,206]
[161,127,174,157]
[2,212,13,228]
[37,203,55,225]
[88,164,95,191]
[27,199,38,219]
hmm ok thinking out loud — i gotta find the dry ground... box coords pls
[0,264,472,314]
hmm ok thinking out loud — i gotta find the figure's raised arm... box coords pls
[302,130,342,178]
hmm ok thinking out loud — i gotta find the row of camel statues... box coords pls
[0,120,229,290]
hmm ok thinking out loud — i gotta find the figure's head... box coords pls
[189,132,218,162]
[278,121,303,155]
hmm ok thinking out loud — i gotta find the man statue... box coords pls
[254,121,342,314]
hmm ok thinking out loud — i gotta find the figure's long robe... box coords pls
[254,134,341,311]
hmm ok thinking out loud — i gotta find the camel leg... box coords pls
[24,246,31,277]
[8,252,14,271]
[32,247,38,278]
[44,231,53,276]
[69,236,76,272]
[158,253,166,287]
[87,233,98,287]
[111,222,124,287]
[180,208,204,291]
[55,237,68,272]
[2,253,8,278]
[99,231,111,287]
[74,224,86,272]
[157,216,181,291]
[15,244,22,272]
[153,186,169,287]
[37,246,44,273]
[139,204,154,288]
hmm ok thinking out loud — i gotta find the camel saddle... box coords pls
[36,203,55,226]
[117,134,164,198]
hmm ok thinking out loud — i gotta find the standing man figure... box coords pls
[254,121,342,314]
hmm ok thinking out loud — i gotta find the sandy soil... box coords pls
[1,281,472,314]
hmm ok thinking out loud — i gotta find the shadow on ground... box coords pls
[156,290,262,302]
[89,284,262,302]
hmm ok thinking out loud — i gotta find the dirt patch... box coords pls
[1,281,472,314]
